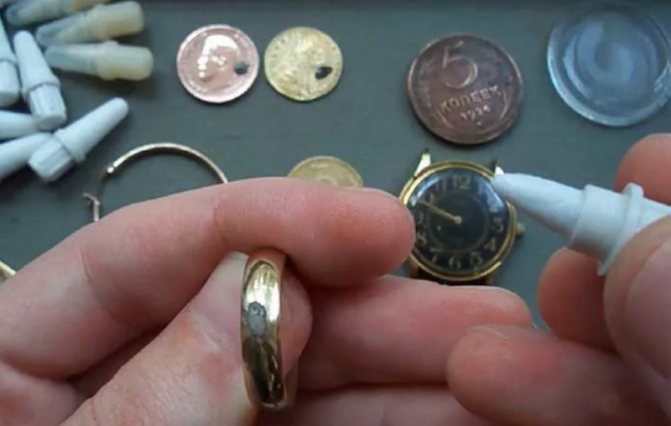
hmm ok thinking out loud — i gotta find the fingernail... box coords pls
[625,238,671,379]
[469,325,548,342]
[349,186,397,199]
[350,187,414,221]
[470,325,514,341]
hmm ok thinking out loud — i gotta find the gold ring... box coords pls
[0,259,15,283]
[241,249,297,410]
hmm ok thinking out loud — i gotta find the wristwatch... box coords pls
[399,149,524,285]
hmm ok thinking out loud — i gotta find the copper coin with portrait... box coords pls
[408,35,524,145]
[177,25,260,103]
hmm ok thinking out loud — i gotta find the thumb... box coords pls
[606,217,671,418]
[63,252,312,425]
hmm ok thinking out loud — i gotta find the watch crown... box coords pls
[515,222,525,238]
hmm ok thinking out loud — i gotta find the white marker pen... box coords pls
[492,173,671,275]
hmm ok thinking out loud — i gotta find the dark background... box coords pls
[1,0,669,322]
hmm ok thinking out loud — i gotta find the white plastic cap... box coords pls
[0,133,50,182]
[5,0,110,26]
[570,184,671,275]
[0,111,40,140]
[0,16,20,107]
[29,97,129,182]
[35,2,144,46]
[46,41,153,81]
[13,31,67,130]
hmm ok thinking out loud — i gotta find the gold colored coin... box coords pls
[0,260,15,284]
[288,156,363,188]
[264,27,343,102]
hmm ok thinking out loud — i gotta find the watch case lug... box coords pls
[490,159,505,176]
[413,149,432,177]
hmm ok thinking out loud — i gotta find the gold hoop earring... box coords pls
[83,142,228,222]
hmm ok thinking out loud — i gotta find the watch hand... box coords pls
[418,201,463,225]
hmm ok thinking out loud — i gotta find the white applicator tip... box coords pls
[491,173,583,237]
[35,1,144,46]
[13,31,67,130]
[0,133,51,182]
[28,97,129,182]
[0,111,40,140]
[0,16,20,107]
[46,41,153,81]
[5,0,110,27]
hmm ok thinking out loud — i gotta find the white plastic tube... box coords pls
[29,98,129,182]
[0,16,19,107]
[0,111,40,140]
[13,31,67,130]
[5,0,110,27]
[35,2,144,46]
[0,133,51,182]
[46,41,153,81]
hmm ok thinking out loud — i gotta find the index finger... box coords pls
[615,134,671,203]
[538,134,671,347]
[0,178,414,379]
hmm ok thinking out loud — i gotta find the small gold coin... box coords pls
[288,156,363,188]
[0,260,15,284]
[264,27,343,102]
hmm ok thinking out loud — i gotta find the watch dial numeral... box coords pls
[429,245,444,254]
[440,177,448,192]
[470,251,484,267]
[450,174,472,190]
[485,237,498,252]
[448,255,462,269]
[478,181,488,196]
[416,231,428,247]
[492,216,505,233]
[414,209,426,226]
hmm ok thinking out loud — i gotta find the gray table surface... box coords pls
[1,0,669,322]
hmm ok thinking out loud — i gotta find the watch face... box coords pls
[404,164,513,280]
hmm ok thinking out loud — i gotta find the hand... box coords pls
[445,134,671,425]
[0,179,530,425]
[418,200,463,225]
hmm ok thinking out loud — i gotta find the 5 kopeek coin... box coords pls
[264,27,343,102]
[177,25,260,103]
[407,35,524,145]
[288,156,363,188]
